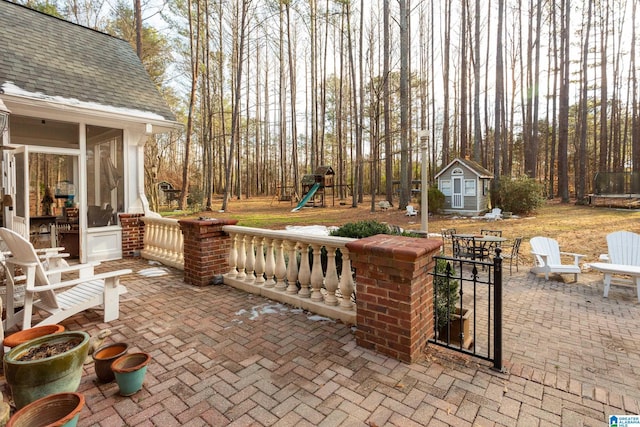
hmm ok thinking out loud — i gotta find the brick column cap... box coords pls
[178,218,239,227]
[345,234,441,261]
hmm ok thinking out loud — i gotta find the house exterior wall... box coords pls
[1,99,161,262]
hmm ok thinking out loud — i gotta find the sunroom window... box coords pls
[86,126,123,227]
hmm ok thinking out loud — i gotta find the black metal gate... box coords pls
[428,253,503,371]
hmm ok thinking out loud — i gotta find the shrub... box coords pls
[495,176,544,215]
[434,259,459,330]
[330,220,392,238]
[427,186,445,214]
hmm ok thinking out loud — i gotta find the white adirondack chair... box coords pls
[483,208,502,220]
[529,236,585,282]
[589,231,640,302]
[405,205,418,216]
[0,227,131,330]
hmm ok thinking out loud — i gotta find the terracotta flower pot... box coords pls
[3,331,90,409]
[7,392,85,427]
[92,342,129,383]
[111,352,152,396]
[3,324,65,348]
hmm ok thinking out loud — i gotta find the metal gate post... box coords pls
[493,248,504,372]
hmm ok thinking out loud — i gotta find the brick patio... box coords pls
[4,257,639,426]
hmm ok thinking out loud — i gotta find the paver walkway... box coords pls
[3,258,639,426]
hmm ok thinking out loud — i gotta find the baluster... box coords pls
[168,223,178,264]
[245,236,256,282]
[159,222,169,261]
[297,243,311,298]
[176,227,184,267]
[274,239,287,291]
[254,237,266,285]
[148,222,159,257]
[310,243,324,302]
[236,235,247,280]
[142,220,152,254]
[339,248,354,309]
[324,246,339,306]
[286,240,299,294]
[227,233,238,277]
[264,238,276,288]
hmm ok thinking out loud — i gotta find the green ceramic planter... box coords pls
[7,392,85,427]
[111,352,152,396]
[3,331,90,410]
[92,342,129,383]
[3,324,65,348]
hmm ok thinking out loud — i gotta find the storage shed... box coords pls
[434,158,493,216]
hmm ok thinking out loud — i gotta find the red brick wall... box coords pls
[346,234,441,363]
[119,213,145,257]
[179,218,238,287]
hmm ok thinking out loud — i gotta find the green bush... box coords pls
[330,220,392,238]
[494,176,544,215]
[434,259,459,330]
[427,186,445,214]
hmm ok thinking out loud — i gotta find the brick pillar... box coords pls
[119,213,145,258]
[346,234,442,363]
[179,218,238,287]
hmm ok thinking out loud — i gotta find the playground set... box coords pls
[291,166,336,212]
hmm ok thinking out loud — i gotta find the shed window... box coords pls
[464,179,476,196]
[440,179,452,196]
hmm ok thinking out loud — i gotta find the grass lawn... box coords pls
[165,196,640,268]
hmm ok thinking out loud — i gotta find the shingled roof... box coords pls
[0,0,176,122]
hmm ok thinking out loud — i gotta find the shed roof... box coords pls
[435,158,493,180]
[0,0,176,123]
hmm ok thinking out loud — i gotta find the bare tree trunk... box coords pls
[310,0,318,172]
[460,0,468,159]
[577,0,593,203]
[442,0,452,166]
[493,0,504,198]
[472,0,482,162]
[399,0,410,209]
[286,3,299,198]
[345,1,361,207]
[383,0,393,204]
[278,2,287,200]
[222,0,249,211]
[549,0,558,198]
[632,0,640,186]
[558,0,571,202]
[178,0,201,210]
[134,0,142,58]
[531,0,542,178]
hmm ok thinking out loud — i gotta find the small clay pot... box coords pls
[7,392,85,427]
[3,324,65,348]
[111,352,152,396]
[92,342,129,383]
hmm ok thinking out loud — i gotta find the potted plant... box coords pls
[434,259,473,349]
[3,331,90,409]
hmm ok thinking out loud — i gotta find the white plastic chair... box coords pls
[529,236,585,282]
[405,205,418,216]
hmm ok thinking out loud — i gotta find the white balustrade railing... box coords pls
[141,217,184,270]
[222,225,356,324]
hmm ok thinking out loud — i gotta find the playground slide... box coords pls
[291,183,321,212]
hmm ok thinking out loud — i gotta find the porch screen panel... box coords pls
[86,126,124,227]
